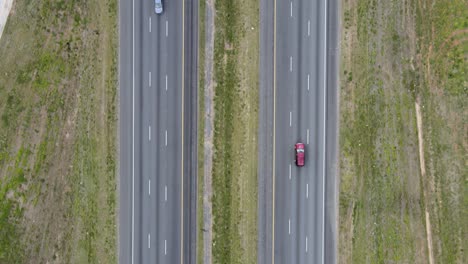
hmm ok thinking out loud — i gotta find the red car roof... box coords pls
[295,143,305,166]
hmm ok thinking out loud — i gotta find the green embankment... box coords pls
[339,0,467,263]
[0,0,117,262]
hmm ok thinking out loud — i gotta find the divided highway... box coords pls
[118,0,336,262]
[119,0,198,263]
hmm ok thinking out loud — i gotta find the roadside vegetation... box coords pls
[197,0,206,262]
[339,0,466,263]
[0,0,117,262]
[209,0,259,263]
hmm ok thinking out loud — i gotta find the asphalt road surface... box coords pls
[119,0,198,263]
[258,0,340,263]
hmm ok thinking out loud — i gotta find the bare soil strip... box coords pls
[415,98,435,264]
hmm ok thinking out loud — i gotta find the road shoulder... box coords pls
[324,0,340,262]
[257,0,275,263]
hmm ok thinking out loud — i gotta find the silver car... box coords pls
[155,0,163,14]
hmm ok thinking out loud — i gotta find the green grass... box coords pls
[212,1,242,261]
[415,0,467,262]
[66,0,118,262]
[339,0,467,263]
[0,0,118,262]
[0,146,29,262]
[211,0,259,263]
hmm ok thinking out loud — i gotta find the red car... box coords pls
[295,143,305,167]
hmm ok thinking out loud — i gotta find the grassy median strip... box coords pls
[339,0,466,262]
[0,0,117,262]
[211,0,259,263]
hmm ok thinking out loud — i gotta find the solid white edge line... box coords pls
[132,0,135,260]
[165,185,167,201]
[322,0,328,262]
[149,17,151,32]
[272,0,277,261]
[180,0,185,261]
